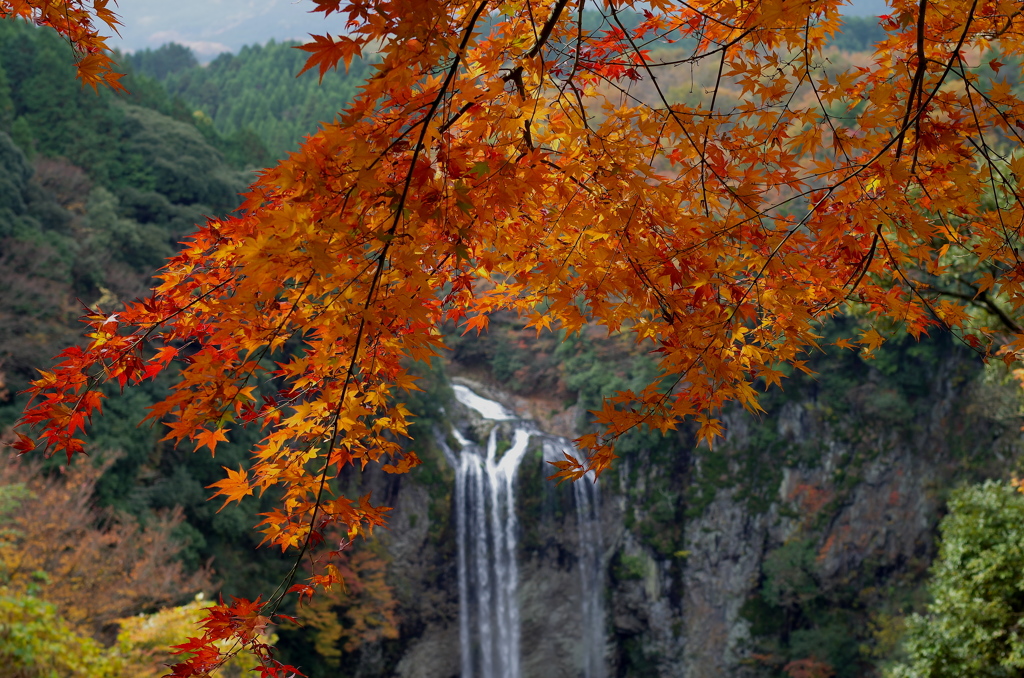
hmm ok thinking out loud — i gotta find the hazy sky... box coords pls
[109,0,347,59]
[107,0,891,61]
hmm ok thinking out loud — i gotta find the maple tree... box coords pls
[8,0,1024,674]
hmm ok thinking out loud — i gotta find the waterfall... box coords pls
[547,440,608,678]
[452,384,606,678]
[453,385,530,678]
[575,471,607,678]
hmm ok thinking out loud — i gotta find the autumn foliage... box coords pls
[114,595,278,678]
[9,0,1024,673]
[0,451,210,635]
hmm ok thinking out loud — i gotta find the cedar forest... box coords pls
[2,0,1024,676]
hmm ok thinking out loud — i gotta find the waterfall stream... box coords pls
[450,384,606,678]
[550,439,608,678]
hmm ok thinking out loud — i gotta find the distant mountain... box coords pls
[109,0,892,60]
[123,3,887,162]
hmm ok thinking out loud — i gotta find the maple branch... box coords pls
[576,179,851,452]
[262,289,383,625]
[844,228,881,301]
[607,8,727,211]
[874,226,986,356]
[261,0,496,624]
[437,100,476,135]
[553,0,593,135]
[927,283,1022,335]
[208,254,382,428]
[760,0,980,224]
[962,136,1024,267]
[895,0,928,162]
[389,0,490,238]
[993,5,1024,37]
[525,0,572,59]
[953,55,1024,268]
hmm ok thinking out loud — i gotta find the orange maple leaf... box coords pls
[381,451,421,474]
[195,426,229,455]
[295,33,362,82]
[207,465,254,511]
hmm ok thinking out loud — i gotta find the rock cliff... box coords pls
[322,327,1024,678]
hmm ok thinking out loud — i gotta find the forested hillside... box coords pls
[0,15,294,626]
[126,41,371,159]
[0,18,272,402]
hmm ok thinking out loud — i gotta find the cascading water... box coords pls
[451,384,607,678]
[575,476,606,678]
[546,440,608,678]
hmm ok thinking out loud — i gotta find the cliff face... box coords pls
[324,329,1024,678]
[605,332,1023,677]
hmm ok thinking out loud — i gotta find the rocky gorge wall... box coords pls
[322,326,1024,678]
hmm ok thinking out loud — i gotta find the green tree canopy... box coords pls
[890,481,1024,677]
